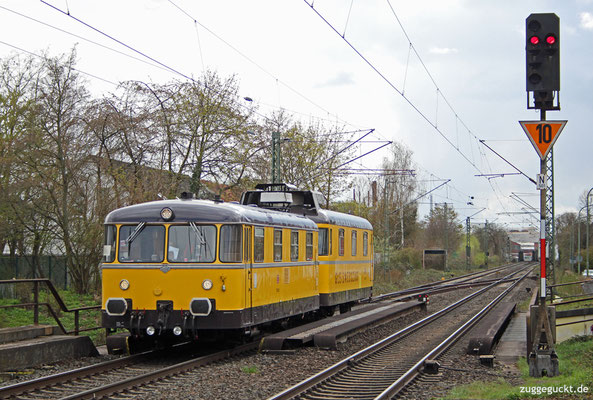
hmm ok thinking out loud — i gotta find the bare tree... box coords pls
[0,53,57,278]
[423,204,462,255]
[16,49,100,293]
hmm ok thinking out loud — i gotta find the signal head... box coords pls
[525,13,560,100]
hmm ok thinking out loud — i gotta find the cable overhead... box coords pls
[40,0,195,82]
[0,40,117,86]
[0,5,170,74]
[165,0,359,131]
[479,140,536,185]
[38,1,328,137]
[303,0,524,222]
[315,128,375,169]
[44,1,385,179]
[302,0,485,175]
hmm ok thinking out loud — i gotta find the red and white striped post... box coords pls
[540,219,546,301]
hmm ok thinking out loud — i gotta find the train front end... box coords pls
[101,198,253,351]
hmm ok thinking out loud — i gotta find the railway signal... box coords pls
[524,13,563,378]
[526,13,560,110]
[519,120,567,160]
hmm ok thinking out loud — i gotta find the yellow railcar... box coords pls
[240,184,374,314]
[101,194,319,343]
[312,210,373,313]
[102,185,373,349]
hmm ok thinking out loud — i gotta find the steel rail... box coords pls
[371,262,524,302]
[58,341,260,400]
[0,351,153,398]
[376,267,533,399]
[267,264,533,400]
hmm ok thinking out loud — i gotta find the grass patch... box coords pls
[444,336,593,399]
[240,365,259,374]
[0,286,104,345]
[373,265,490,295]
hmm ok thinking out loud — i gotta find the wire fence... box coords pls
[0,256,69,298]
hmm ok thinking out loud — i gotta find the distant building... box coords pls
[508,228,539,262]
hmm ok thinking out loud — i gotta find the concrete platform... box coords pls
[467,302,516,355]
[495,312,527,363]
[261,300,426,351]
[0,325,59,345]
[0,326,98,371]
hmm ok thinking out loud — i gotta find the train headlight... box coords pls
[173,326,183,336]
[119,279,130,290]
[202,279,213,290]
[160,207,174,221]
[146,325,156,336]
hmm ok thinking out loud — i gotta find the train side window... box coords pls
[254,227,265,262]
[306,231,313,261]
[274,229,283,262]
[338,229,345,256]
[290,231,299,261]
[363,232,368,257]
[351,230,357,256]
[119,225,165,263]
[220,225,242,263]
[168,224,216,262]
[330,229,333,255]
[318,228,329,256]
[104,225,116,262]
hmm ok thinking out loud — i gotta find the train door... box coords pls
[244,226,253,324]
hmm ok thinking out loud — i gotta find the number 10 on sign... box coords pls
[519,120,567,160]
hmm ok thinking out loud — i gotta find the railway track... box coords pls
[372,262,524,302]
[268,264,533,400]
[0,263,534,399]
[0,341,259,399]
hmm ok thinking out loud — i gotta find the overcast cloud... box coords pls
[0,0,591,229]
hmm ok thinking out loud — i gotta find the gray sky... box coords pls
[1,0,591,228]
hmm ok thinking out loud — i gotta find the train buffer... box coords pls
[0,325,98,372]
[261,300,426,351]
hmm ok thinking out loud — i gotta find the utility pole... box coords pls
[271,131,281,183]
[466,217,471,269]
[465,207,485,269]
[485,219,489,268]
[383,182,389,266]
[444,203,449,256]
[586,187,593,275]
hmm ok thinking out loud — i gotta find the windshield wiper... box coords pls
[125,222,146,244]
[189,222,206,244]
[189,222,211,257]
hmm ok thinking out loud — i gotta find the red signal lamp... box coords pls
[529,35,540,45]
[546,34,556,45]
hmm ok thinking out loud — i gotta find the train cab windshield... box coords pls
[168,224,216,263]
[119,225,165,263]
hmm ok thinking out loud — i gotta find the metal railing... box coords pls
[549,279,593,306]
[0,279,101,335]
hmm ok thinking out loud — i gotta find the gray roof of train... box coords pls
[104,199,318,230]
[308,209,373,230]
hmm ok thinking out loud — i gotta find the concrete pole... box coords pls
[586,187,593,275]
[577,205,587,275]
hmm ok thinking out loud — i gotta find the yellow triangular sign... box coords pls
[519,120,567,160]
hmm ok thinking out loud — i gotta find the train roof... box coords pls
[104,199,318,230]
[240,184,372,230]
[309,209,373,230]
